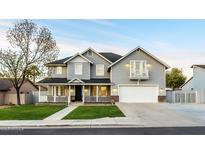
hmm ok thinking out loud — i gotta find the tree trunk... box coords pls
[16,88,21,105]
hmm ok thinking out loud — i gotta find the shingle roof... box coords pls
[0,79,13,91]
[99,52,122,62]
[46,52,122,65]
[0,78,39,91]
[191,65,205,69]
[37,78,111,84]
[46,57,72,65]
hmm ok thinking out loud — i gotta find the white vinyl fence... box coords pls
[166,90,205,104]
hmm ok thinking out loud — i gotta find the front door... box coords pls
[75,85,82,101]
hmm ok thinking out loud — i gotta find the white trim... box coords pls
[108,46,170,69]
[64,53,93,64]
[69,77,84,83]
[81,47,112,64]
[110,67,112,82]
[96,85,99,102]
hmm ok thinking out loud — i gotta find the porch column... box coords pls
[96,85,99,102]
[38,85,41,102]
[54,86,56,102]
[82,85,85,103]
[68,85,71,104]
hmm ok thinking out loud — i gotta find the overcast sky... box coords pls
[1,19,205,79]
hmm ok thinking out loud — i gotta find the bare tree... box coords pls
[0,20,59,105]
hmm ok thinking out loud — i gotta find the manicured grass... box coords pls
[0,104,66,120]
[63,105,125,119]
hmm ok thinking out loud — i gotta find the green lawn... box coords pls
[63,105,125,119]
[0,104,66,120]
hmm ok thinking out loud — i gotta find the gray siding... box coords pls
[111,49,166,96]
[83,50,110,79]
[67,62,90,80]
[192,67,205,90]
[48,66,67,78]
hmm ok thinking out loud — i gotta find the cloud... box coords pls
[0,20,12,27]
[57,38,128,58]
[86,19,116,27]
[146,41,205,79]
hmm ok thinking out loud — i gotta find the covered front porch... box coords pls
[38,84,111,103]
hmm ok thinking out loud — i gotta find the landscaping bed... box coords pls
[0,104,66,120]
[63,105,125,119]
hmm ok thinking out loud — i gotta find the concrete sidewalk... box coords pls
[0,116,205,128]
[44,105,79,120]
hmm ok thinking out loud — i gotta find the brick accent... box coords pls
[111,95,119,102]
[158,96,166,102]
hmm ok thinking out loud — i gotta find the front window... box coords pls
[60,86,67,96]
[75,63,83,75]
[99,86,108,96]
[96,64,104,76]
[52,86,68,96]
[56,67,62,74]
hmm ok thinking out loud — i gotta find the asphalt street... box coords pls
[1,126,205,135]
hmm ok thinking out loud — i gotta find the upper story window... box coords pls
[75,63,83,75]
[96,64,104,76]
[130,60,148,79]
[56,67,62,74]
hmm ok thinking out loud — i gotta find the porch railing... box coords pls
[84,96,111,103]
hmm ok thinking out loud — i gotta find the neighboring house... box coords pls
[37,47,170,103]
[181,65,205,91]
[0,78,41,105]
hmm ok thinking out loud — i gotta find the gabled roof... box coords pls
[81,48,113,64]
[64,53,93,64]
[99,52,122,63]
[191,65,205,69]
[180,77,193,88]
[68,78,84,83]
[108,46,170,69]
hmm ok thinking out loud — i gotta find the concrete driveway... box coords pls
[116,103,205,127]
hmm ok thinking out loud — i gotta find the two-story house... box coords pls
[37,47,170,103]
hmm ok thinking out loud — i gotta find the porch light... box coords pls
[159,88,164,93]
[125,63,130,68]
[84,89,88,92]
[112,88,117,92]
[146,64,152,69]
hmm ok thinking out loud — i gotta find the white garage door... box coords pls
[119,85,159,103]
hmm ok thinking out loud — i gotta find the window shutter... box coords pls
[130,60,135,78]
[141,61,148,77]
